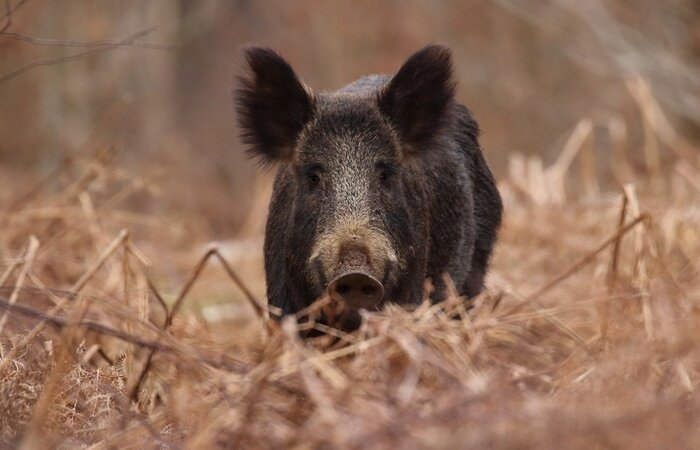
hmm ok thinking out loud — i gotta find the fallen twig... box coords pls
[0,296,248,373]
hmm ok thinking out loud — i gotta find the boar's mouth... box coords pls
[327,271,385,310]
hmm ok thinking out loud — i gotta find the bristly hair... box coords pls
[378,45,456,153]
[234,47,315,166]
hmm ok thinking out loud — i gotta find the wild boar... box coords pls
[235,45,502,320]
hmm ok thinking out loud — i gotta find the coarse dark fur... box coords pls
[235,45,502,318]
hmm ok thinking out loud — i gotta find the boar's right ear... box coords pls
[378,45,455,152]
[235,47,314,165]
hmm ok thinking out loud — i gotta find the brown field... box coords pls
[2,122,699,448]
[1,1,700,449]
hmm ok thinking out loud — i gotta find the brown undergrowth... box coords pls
[1,108,700,448]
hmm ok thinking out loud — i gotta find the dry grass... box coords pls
[1,95,700,448]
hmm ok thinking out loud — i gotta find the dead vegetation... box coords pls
[1,75,699,449]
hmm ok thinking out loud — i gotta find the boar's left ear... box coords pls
[235,47,314,165]
[378,45,455,152]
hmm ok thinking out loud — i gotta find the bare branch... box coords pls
[0,26,174,84]
[1,0,24,32]
[0,30,176,50]
[0,1,9,33]
[166,247,265,326]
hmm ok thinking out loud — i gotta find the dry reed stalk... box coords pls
[625,75,699,168]
[675,161,700,193]
[0,229,128,374]
[505,118,597,206]
[506,213,648,316]
[600,192,629,341]
[547,118,593,205]
[627,76,665,192]
[623,184,655,341]
[605,115,633,186]
[283,318,349,389]
[79,192,104,253]
[579,127,599,198]
[606,193,629,293]
[0,256,21,288]
[0,235,38,335]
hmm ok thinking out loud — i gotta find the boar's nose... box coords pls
[327,271,384,310]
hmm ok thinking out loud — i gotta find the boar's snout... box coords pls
[309,219,398,306]
[328,271,384,310]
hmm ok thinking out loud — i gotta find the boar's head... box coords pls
[236,45,455,311]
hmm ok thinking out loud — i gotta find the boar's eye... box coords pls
[376,161,396,186]
[302,163,324,189]
[307,172,321,187]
